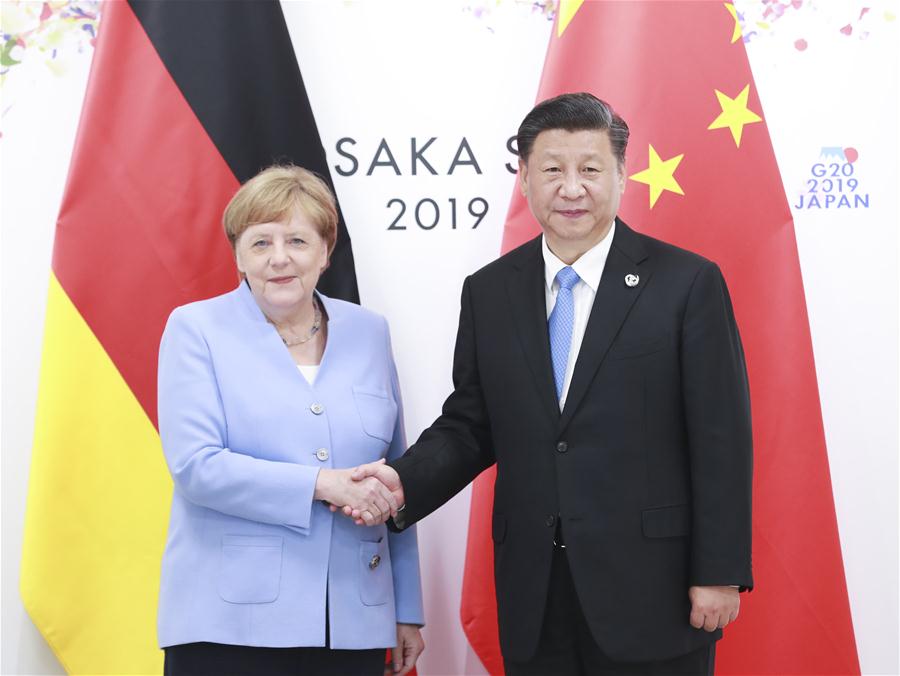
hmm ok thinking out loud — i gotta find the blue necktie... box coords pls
[548,266,580,400]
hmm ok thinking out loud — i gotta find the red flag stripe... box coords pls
[54,0,238,426]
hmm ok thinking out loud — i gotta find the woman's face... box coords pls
[235,210,328,319]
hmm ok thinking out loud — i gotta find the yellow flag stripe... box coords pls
[21,273,172,675]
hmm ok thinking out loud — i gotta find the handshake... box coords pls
[314,459,404,526]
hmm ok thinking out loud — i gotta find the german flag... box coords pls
[461,2,859,674]
[20,2,357,672]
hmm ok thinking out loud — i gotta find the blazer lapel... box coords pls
[506,238,560,424]
[559,220,652,432]
[233,280,315,392]
[313,291,344,386]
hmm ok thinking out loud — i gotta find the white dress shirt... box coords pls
[296,363,320,384]
[542,221,616,411]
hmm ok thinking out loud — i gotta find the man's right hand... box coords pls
[314,464,399,526]
[341,460,404,526]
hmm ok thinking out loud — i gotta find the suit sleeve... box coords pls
[681,262,754,589]
[158,308,319,535]
[381,318,426,625]
[389,275,495,529]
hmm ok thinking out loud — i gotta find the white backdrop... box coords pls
[1,1,897,674]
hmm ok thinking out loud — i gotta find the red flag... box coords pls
[460,3,859,674]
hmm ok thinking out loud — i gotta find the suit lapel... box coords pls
[506,238,560,424]
[559,220,652,432]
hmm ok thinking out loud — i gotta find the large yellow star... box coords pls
[724,3,742,44]
[707,84,762,147]
[629,144,685,209]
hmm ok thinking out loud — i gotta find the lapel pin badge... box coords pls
[624,273,640,288]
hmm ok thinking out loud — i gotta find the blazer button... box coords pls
[545,515,556,527]
[556,441,568,453]
[315,448,329,461]
[369,554,381,569]
[310,403,325,415]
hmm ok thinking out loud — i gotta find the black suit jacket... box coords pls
[391,220,753,662]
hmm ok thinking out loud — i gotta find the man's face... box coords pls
[518,128,625,262]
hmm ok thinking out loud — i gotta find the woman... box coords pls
[157,165,424,675]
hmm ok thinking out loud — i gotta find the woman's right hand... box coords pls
[314,466,398,526]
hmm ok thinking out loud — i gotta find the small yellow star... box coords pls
[707,84,762,147]
[724,3,742,44]
[557,0,585,37]
[629,145,685,209]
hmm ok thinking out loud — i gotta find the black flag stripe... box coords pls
[128,0,359,302]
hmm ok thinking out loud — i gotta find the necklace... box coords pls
[269,297,322,347]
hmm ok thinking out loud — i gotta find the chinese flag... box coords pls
[460,2,859,674]
[20,1,357,672]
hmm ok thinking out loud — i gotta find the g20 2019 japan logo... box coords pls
[794,147,869,210]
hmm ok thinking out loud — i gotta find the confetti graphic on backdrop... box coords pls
[1,1,100,80]
[1,1,101,141]
[732,0,895,49]
[464,0,557,31]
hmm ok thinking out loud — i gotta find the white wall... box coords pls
[2,2,897,674]
[1,13,94,673]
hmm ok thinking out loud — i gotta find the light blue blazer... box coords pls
[156,282,423,649]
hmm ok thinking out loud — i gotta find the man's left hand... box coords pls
[688,585,740,632]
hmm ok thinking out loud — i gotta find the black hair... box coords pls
[516,92,629,166]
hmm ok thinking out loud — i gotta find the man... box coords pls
[351,93,753,675]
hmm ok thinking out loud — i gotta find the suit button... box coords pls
[315,448,329,461]
[545,515,556,527]
[310,403,324,415]
[369,554,381,570]
[556,441,568,453]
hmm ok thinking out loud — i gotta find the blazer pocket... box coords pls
[352,386,398,443]
[358,537,391,606]
[609,335,667,360]
[218,535,283,604]
[492,514,507,544]
[642,504,691,539]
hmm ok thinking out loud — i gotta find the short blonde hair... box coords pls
[223,165,338,257]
